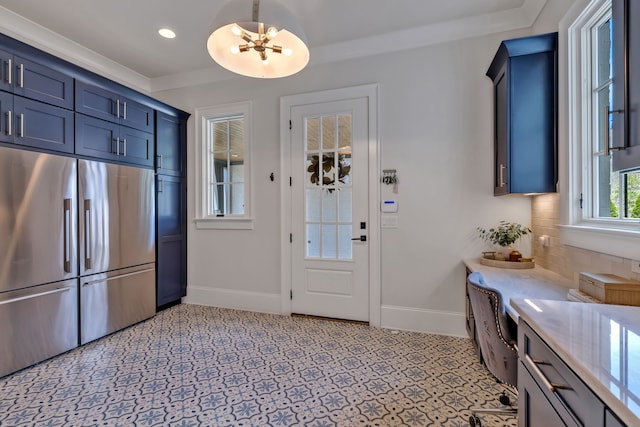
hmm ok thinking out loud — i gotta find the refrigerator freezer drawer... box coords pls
[0,279,78,378]
[81,263,155,344]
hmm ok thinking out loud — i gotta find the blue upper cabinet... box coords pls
[611,0,640,172]
[0,49,73,110]
[75,80,154,133]
[486,33,558,195]
[156,110,188,177]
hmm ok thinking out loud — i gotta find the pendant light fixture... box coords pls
[207,0,309,78]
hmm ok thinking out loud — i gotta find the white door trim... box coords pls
[280,84,380,326]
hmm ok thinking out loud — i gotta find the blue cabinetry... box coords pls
[155,110,189,309]
[75,80,154,133]
[14,96,74,153]
[486,33,558,195]
[75,114,153,167]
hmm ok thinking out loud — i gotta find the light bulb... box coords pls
[283,48,292,56]
[230,46,240,55]
[231,25,242,36]
[266,27,278,38]
[262,59,269,65]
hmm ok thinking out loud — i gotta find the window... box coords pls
[563,0,639,258]
[195,101,253,229]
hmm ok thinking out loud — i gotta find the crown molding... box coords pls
[0,1,548,94]
[0,6,152,93]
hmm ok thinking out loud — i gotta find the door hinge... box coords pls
[289,233,292,243]
[290,290,293,300]
[289,177,292,186]
[289,120,292,130]
[579,193,583,209]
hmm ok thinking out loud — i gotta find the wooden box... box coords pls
[578,273,640,306]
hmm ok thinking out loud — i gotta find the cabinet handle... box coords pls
[157,154,163,169]
[18,113,24,137]
[499,164,506,187]
[123,139,127,157]
[6,110,11,136]
[83,268,154,287]
[116,137,120,155]
[84,199,92,270]
[603,106,624,156]
[63,198,71,273]
[0,287,70,306]
[123,101,127,120]
[6,58,11,84]
[116,99,120,118]
[18,63,24,88]
[158,178,164,193]
[525,354,573,393]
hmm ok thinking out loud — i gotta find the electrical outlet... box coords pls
[632,260,640,274]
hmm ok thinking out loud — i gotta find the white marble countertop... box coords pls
[512,299,640,426]
[464,258,574,321]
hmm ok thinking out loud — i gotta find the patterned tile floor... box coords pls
[0,304,517,427]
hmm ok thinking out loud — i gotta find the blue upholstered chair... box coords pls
[466,271,518,427]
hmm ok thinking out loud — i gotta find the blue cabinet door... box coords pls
[13,56,73,109]
[0,48,13,94]
[156,174,186,307]
[76,80,154,133]
[13,96,74,153]
[0,91,12,143]
[119,125,154,167]
[156,111,187,177]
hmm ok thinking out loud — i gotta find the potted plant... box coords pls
[477,221,531,261]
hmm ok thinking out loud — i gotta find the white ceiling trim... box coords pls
[150,0,548,92]
[0,0,548,95]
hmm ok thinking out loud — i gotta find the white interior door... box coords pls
[290,98,369,322]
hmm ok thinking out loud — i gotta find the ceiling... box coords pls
[0,0,543,91]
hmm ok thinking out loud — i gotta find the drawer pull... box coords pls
[0,287,70,306]
[525,355,573,393]
[82,268,155,287]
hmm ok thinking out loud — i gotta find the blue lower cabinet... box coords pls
[75,113,153,167]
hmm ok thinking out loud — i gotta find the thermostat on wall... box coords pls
[381,200,398,212]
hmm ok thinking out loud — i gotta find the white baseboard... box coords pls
[183,286,281,314]
[381,305,467,337]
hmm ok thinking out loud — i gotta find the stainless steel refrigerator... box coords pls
[0,146,155,377]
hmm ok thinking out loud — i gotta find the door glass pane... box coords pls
[338,114,352,150]
[306,224,320,258]
[229,183,244,214]
[338,188,352,222]
[304,112,355,261]
[322,190,337,222]
[306,189,321,222]
[306,117,319,151]
[338,224,353,259]
[322,225,337,258]
[596,19,611,86]
[322,116,336,150]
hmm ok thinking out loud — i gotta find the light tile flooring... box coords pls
[0,304,517,427]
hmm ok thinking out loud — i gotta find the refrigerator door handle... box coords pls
[0,287,70,306]
[84,199,92,270]
[63,198,71,272]
[82,268,155,287]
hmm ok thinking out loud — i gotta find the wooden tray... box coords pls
[479,257,535,269]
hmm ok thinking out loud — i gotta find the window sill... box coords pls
[194,217,254,230]
[557,224,640,260]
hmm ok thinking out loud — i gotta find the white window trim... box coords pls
[194,101,254,230]
[562,0,640,260]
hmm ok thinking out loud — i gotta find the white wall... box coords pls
[152,6,572,335]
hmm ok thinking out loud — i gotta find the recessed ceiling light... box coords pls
[158,28,176,39]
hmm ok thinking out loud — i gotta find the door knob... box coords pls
[351,235,367,242]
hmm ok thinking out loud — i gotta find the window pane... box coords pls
[596,155,615,217]
[306,224,321,258]
[306,117,319,151]
[322,116,336,150]
[338,114,352,150]
[597,19,612,86]
[307,154,321,186]
[322,189,337,222]
[338,188,352,223]
[212,121,229,152]
[322,225,337,258]
[596,87,611,153]
[338,153,352,185]
[322,154,336,187]
[229,183,244,214]
[306,188,321,222]
[338,224,353,259]
[626,170,640,218]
